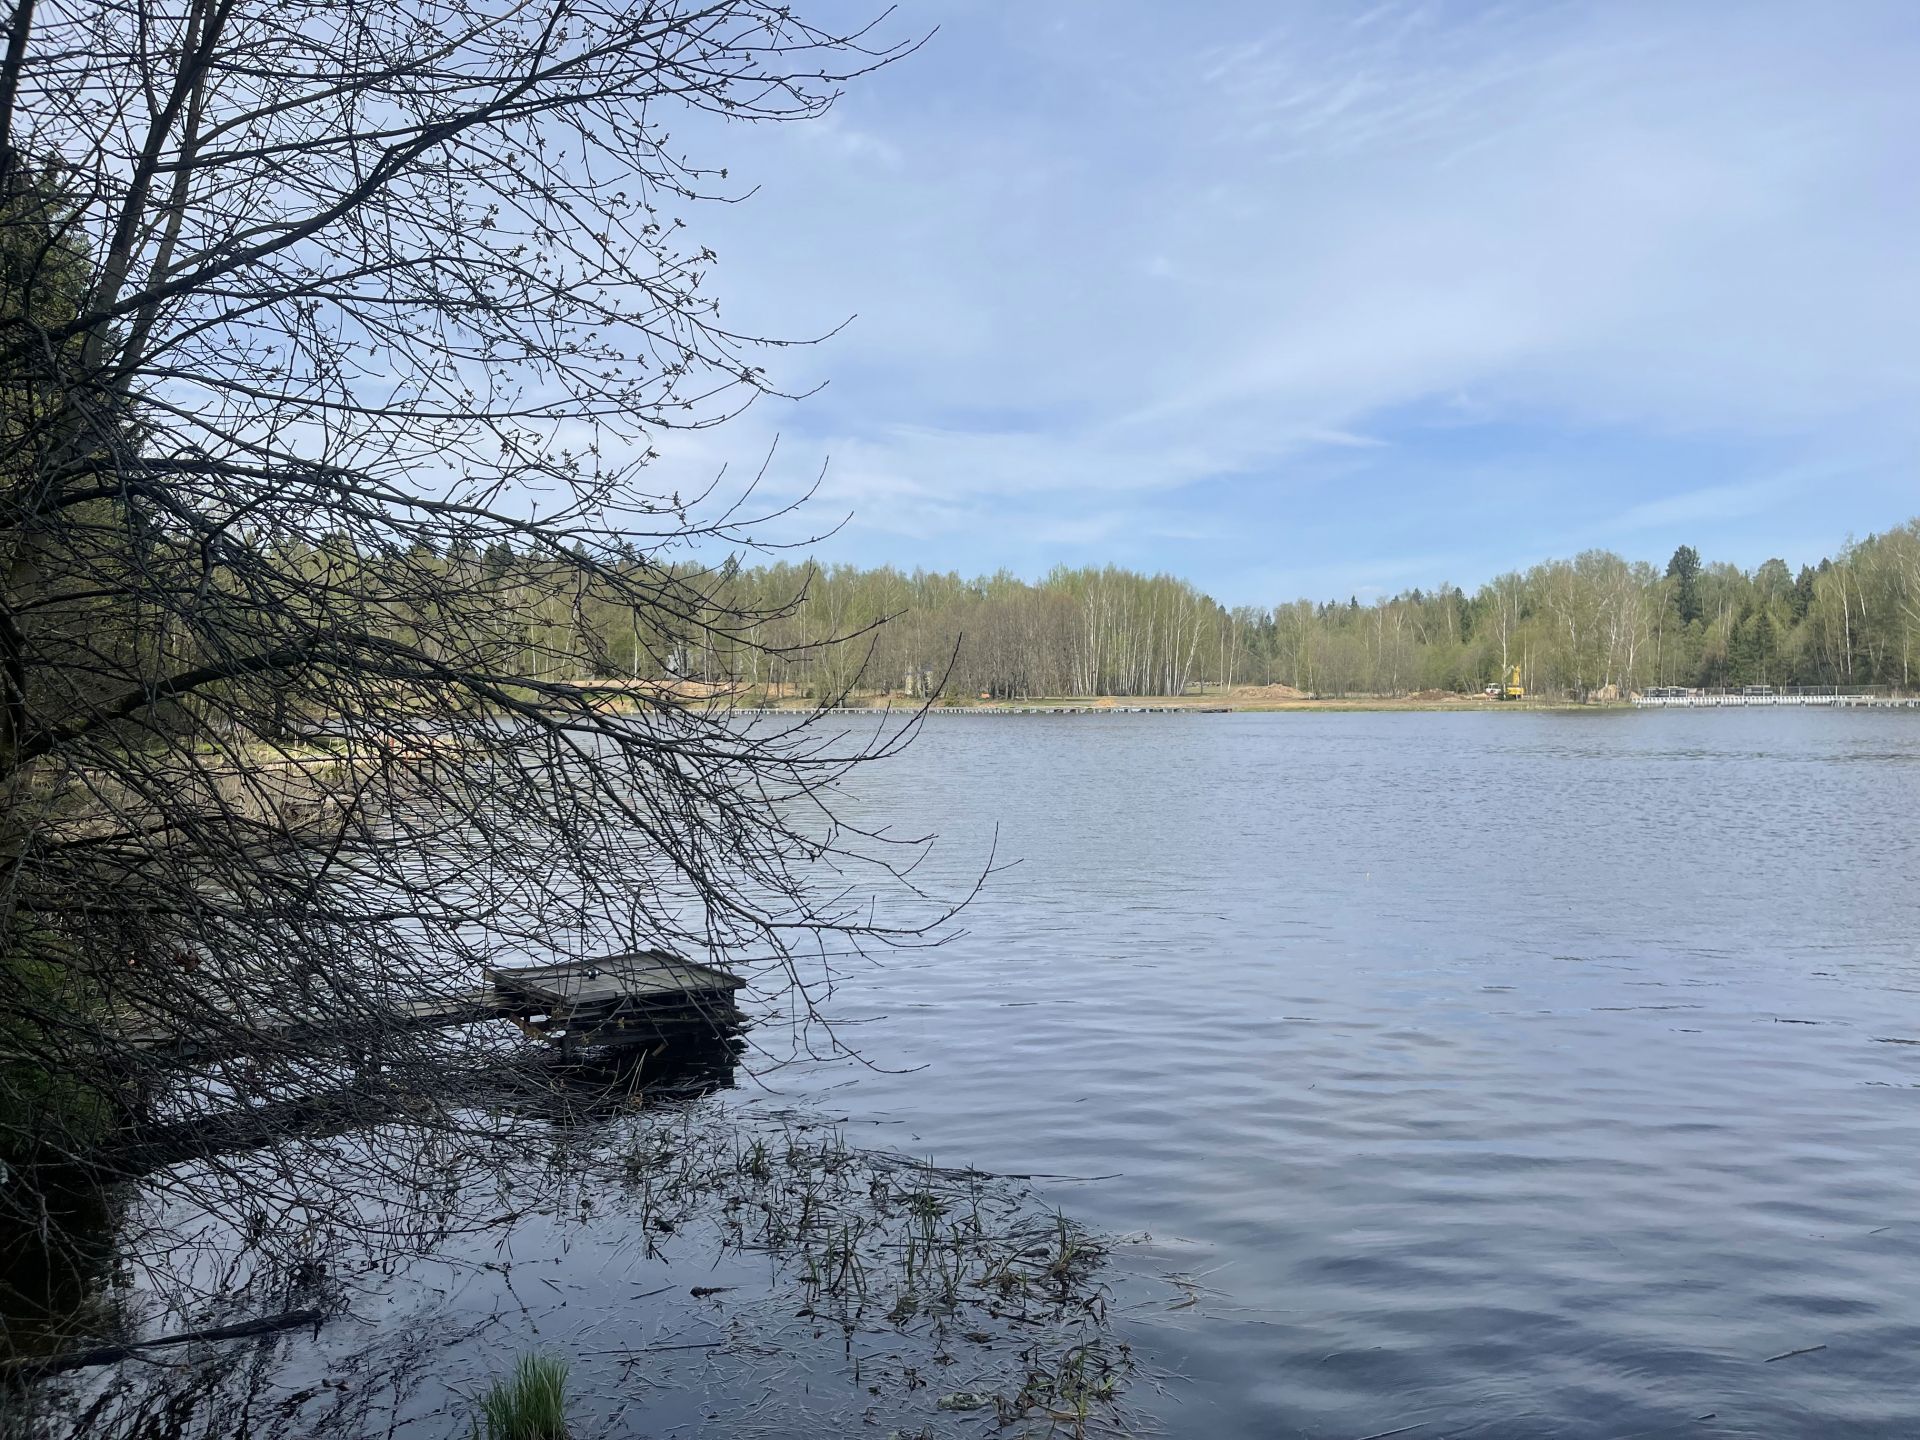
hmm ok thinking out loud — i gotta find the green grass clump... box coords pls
[474,1354,571,1440]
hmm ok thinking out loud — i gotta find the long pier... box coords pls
[1634,689,1920,709]
[921,704,1230,715]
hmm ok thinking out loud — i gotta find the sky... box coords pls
[653,0,1920,607]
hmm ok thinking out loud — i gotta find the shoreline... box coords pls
[754,694,1620,715]
[561,678,1621,714]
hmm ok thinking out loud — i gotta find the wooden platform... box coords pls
[487,951,741,1008]
[485,951,744,1046]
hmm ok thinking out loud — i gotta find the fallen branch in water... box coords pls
[4,1308,324,1378]
[1764,1343,1827,1363]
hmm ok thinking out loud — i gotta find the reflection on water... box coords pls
[9,1008,1156,1440]
[17,1078,1147,1440]
[15,708,1920,1438]
[99,1033,749,1184]
[0,1035,747,1385]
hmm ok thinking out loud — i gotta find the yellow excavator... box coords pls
[1484,664,1525,700]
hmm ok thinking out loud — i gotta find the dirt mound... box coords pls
[1230,683,1308,700]
[1406,688,1468,702]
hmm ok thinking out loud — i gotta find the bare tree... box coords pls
[0,0,948,1337]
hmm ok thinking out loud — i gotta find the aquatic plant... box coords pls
[604,1112,1142,1434]
[473,1353,571,1440]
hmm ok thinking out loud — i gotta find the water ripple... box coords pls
[786,708,1920,1437]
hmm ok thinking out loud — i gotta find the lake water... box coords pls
[784,707,1920,1438]
[51,709,1920,1438]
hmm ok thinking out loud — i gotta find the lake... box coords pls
[49,708,1920,1438]
[786,707,1920,1437]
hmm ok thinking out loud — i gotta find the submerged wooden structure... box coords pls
[98,951,748,1177]
[123,950,745,1062]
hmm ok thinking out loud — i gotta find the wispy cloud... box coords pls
[646,0,1920,601]
[1610,480,1797,535]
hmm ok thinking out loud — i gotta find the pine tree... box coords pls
[1666,545,1703,626]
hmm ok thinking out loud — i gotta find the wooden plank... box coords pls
[491,950,742,991]
[118,987,499,1059]
[485,951,742,1009]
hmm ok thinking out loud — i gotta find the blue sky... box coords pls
[656,0,1920,607]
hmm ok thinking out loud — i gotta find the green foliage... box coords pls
[459,518,1920,701]
[30,505,1903,730]
[473,1354,571,1440]
[1666,544,1704,625]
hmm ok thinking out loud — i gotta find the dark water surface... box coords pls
[787,708,1920,1437]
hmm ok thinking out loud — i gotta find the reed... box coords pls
[474,1353,571,1440]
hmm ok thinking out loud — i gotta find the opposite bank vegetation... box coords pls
[470,525,1920,704]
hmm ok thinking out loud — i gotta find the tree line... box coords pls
[472,523,1920,701]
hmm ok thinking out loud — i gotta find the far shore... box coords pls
[837,692,1616,714]
[570,680,1625,714]
[941,695,1612,713]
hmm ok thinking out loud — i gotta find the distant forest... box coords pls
[482,518,1920,701]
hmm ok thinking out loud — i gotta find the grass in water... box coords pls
[474,1353,571,1440]
[605,1116,1144,1435]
